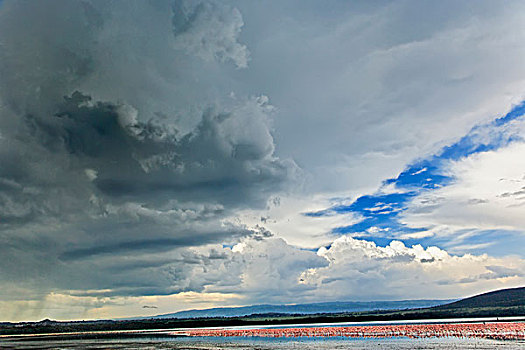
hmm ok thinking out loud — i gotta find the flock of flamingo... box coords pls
[175,322,525,341]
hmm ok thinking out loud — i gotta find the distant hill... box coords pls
[149,299,452,319]
[436,286,525,310]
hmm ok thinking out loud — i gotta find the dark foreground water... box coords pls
[1,336,524,350]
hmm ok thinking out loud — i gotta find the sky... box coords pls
[0,0,525,322]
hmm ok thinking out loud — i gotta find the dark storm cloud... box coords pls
[59,228,251,261]
[0,0,301,305]
[171,0,249,67]
[22,90,292,207]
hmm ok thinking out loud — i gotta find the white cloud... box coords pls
[401,140,525,236]
[221,237,327,300]
[300,236,525,300]
[233,195,362,248]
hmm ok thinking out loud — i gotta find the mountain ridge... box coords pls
[146,286,525,320]
[146,299,453,319]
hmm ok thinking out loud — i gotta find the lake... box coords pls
[1,336,524,349]
[1,319,523,349]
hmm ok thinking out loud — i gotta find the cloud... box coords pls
[0,234,327,321]
[401,139,525,237]
[0,0,296,320]
[234,195,362,249]
[300,236,525,300]
[172,0,250,68]
[297,102,525,255]
[223,236,327,300]
[236,0,525,193]
[0,85,297,298]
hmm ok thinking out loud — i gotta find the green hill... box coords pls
[437,286,525,309]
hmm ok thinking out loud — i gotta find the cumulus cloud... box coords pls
[300,236,525,300]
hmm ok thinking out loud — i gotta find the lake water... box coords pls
[1,336,524,349]
[2,318,523,349]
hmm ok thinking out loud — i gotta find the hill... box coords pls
[147,287,524,320]
[151,300,451,319]
[436,286,525,309]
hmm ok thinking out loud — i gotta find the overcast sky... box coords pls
[1,0,525,322]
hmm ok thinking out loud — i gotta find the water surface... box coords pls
[1,336,524,350]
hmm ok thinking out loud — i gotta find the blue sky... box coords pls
[306,102,525,257]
